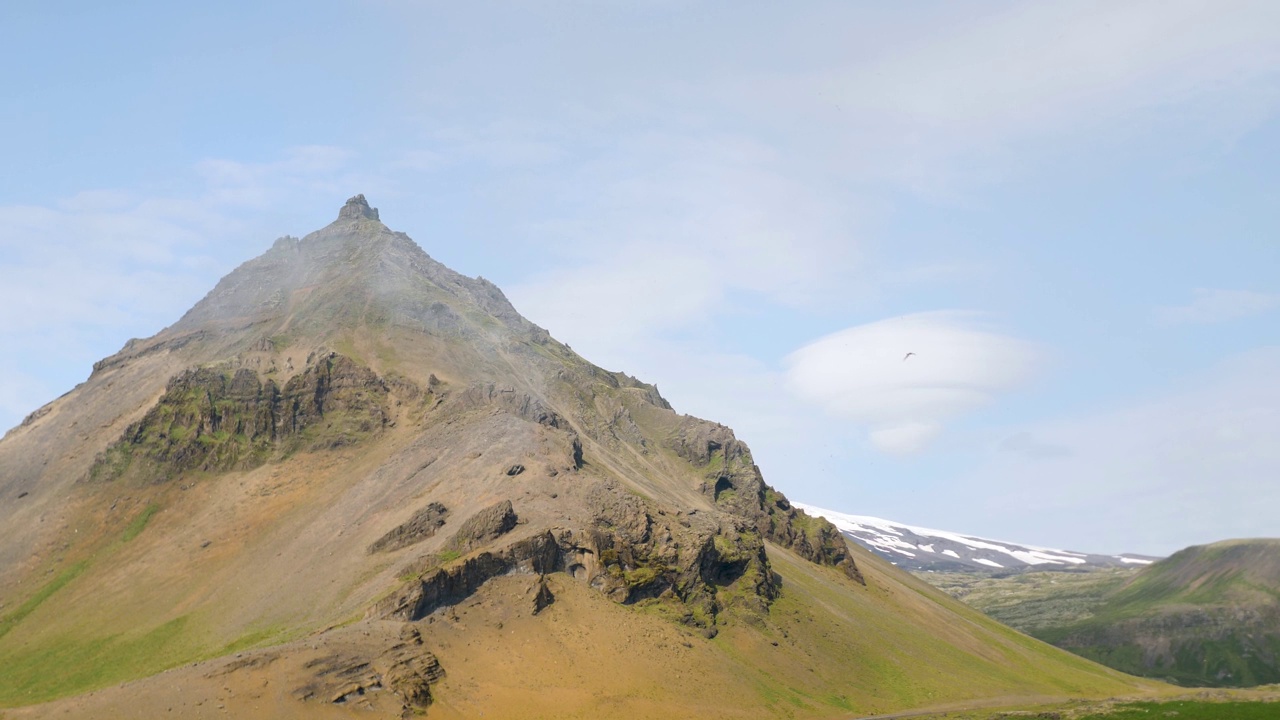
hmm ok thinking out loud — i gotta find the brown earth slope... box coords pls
[0,196,1158,718]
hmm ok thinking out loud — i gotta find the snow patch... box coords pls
[973,558,1004,568]
[793,502,1108,568]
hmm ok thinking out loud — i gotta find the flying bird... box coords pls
[903,352,916,361]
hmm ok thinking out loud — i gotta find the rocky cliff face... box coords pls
[88,351,396,483]
[669,418,863,584]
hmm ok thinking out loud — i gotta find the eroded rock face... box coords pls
[532,576,555,614]
[375,531,560,621]
[671,417,864,585]
[281,352,391,442]
[337,193,380,221]
[292,625,443,712]
[369,502,449,554]
[761,491,863,584]
[87,352,395,484]
[375,483,789,629]
[447,383,565,429]
[448,499,518,553]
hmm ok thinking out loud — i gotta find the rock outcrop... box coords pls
[369,502,450,554]
[448,500,519,553]
[87,351,395,484]
[337,193,380,221]
[375,531,561,621]
[374,481,793,630]
[670,417,864,584]
[292,625,442,712]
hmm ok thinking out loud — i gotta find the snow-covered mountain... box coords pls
[795,503,1159,573]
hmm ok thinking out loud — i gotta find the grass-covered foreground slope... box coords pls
[5,543,1156,720]
[1027,539,1280,687]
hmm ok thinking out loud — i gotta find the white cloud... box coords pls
[195,145,366,208]
[1156,288,1280,325]
[869,423,943,457]
[0,200,222,333]
[784,312,1040,454]
[855,1,1279,130]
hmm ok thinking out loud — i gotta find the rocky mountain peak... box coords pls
[338,193,380,221]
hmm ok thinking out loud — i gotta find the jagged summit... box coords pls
[159,196,542,359]
[338,192,380,221]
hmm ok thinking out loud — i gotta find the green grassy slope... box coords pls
[1032,540,1280,687]
[736,545,1155,716]
[921,568,1139,632]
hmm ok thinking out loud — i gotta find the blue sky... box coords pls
[2,1,1277,555]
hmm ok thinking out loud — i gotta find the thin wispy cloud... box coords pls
[730,0,1280,194]
[505,131,864,371]
[1156,288,1280,326]
[998,431,1073,460]
[0,147,376,432]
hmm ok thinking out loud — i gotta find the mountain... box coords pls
[1032,539,1280,688]
[796,503,1159,572]
[0,196,1155,718]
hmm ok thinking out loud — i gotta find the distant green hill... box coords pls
[1033,539,1280,687]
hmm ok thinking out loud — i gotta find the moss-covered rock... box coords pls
[88,352,395,484]
[669,417,863,585]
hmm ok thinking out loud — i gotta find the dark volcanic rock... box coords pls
[87,352,392,484]
[292,627,443,711]
[448,500,519,552]
[337,193,380,221]
[378,482,786,629]
[369,502,450,554]
[449,383,565,429]
[283,352,390,442]
[376,532,561,620]
[669,417,863,584]
[532,576,555,614]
